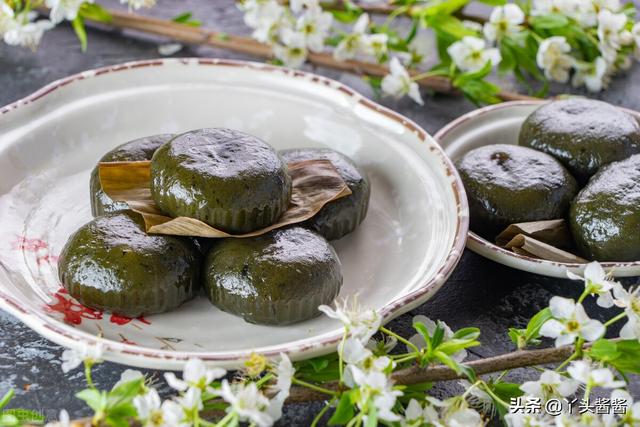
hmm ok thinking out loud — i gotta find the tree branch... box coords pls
[81,8,534,102]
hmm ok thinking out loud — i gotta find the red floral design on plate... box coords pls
[110,313,151,326]
[13,236,59,266]
[46,289,103,325]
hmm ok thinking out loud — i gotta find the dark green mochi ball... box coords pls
[204,227,342,325]
[456,144,578,238]
[150,128,291,233]
[519,99,640,183]
[570,154,640,261]
[279,148,370,240]
[58,211,201,317]
[90,134,174,216]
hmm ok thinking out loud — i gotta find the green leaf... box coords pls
[491,382,524,417]
[0,391,14,411]
[477,0,506,4]
[0,413,19,427]
[71,15,87,52]
[588,339,640,374]
[365,405,377,427]
[416,0,469,18]
[108,378,144,406]
[427,15,476,39]
[328,392,355,426]
[79,3,112,23]
[434,351,476,381]
[172,11,201,27]
[308,357,330,373]
[530,13,569,29]
[1,409,44,424]
[509,308,553,349]
[76,389,106,413]
[430,323,445,349]
[330,9,361,24]
[451,327,481,341]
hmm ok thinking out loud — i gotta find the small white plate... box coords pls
[0,58,468,370]
[434,100,640,278]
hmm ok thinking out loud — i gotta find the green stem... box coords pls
[338,333,346,382]
[382,4,408,27]
[604,312,627,328]
[555,351,579,372]
[84,361,95,389]
[311,397,337,427]
[411,70,448,82]
[480,383,511,409]
[380,326,420,354]
[292,378,338,397]
[213,411,235,427]
[392,353,419,365]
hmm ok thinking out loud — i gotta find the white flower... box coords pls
[60,342,104,373]
[164,358,226,393]
[133,388,164,427]
[460,380,495,416]
[531,0,581,19]
[120,0,155,10]
[536,36,573,83]
[409,315,467,362]
[160,388,202,427]
[319,296,381,343]
[289,0,319,14]
[597,10,633,52]
[576,0,622,27]
[439,397,483,427]
[483,4,525,42]
[215,380,276,427]
[567,360,625,389]
[402,398,440,427]
[45,0,87,24]
[520,370,579,401]
[350,366,402,422]
[158,43,183,56]
[274,28,308,68]
[572,56,609,92]
[462,20,483,33]
[447,36,501,72]
[362,32,388,59]
[381,57,423,105]
[295,5,332,52]
[505,411,553,427]
[540,297,605,346]
[243,0,285,44]
[44,409,70,427]
[0,2,15,35]
[268,352,295,420]
[399,33,433,66]
[612,284,640,339]
[3,14,53,50]
[333,13,371,61]
[566,262,617,308]
[603,389,640,426]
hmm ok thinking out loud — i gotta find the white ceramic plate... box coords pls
[0,58,468,370]
[434,100,640,278]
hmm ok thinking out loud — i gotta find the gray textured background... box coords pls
[1,1,639,425]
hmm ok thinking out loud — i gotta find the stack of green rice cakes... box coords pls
[456,98,640,262]
[58,128,371,325]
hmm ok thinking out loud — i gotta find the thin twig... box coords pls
[82,8,534,102]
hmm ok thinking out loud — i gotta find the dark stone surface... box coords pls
[0,1,639,425]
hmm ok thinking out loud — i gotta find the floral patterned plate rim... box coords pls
[434,99,640,279]
[0,58,468,370]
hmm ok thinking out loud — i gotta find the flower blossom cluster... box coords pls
[0,0,154,50]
